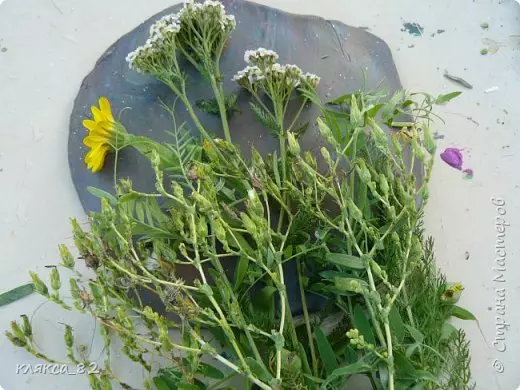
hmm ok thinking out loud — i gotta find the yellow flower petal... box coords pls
[98,97,114,122]
[91,106,103,122]
[82,119,97,132]
[83,134,109,148]
[85,144,109,173]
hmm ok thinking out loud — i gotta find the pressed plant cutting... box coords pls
[6,1,476,389]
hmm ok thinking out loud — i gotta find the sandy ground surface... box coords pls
[1,0,519,389]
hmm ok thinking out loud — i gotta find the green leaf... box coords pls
[234,256,249,289]
[196,362,224,380]
[153,375,177,390]
[404,324,424,344]
[327,93,352,106]
[435,91,462,105]
[326,253,365,270]
[244,357,273,382]
[326,361,372,382]
[314,326,338,375]
[0,283,34,307]
[388,306,405,344]
[250,102,279,136]
[440,322,458,340]
[87,187,118,205]
[344,346,358,364]
[352,305,376,345]
[450,305,476,321]
[251,286,277,312]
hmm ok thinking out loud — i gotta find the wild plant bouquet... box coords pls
[6,1,476,389]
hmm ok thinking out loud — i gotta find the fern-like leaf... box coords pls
[249,102,280,136]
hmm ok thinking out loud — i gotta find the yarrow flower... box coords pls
[233,48,320,92]
[126,14,181,73]
[244,48,279,68]
[126,0,236,75]
[82,97,123,173]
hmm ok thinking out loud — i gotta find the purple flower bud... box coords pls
[463,168,474,179]
[440,147,463,170]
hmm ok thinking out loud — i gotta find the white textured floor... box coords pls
[1,0,519,389]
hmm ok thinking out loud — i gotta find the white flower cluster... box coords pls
[126,0,235,73]
[233,48,321,90]
[244,48,279,67]
[231,65,265,87]
[126,13,181,72]
[179,0,236,31]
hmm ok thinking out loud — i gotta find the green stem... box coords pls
[209,73,232,142]
[296,258,318,377]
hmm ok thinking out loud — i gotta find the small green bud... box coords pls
[320,146,333,168]
[287,132,301,156]
[370,260,383,277]
[240,213,257,236]
[10,321,26,341]
[213,219,228,245]
[247,189,264,216]
[171,182,184,200]
[196,215,208,240]
[304,151,317,169]
[30,271,49,297]
[317,117,336,145]
[191,192,213,212]
[348,199,363,221]
[356,159,371,184]
[50,267,61,291]
[70,218,89,257]
[251,148,265,168]
[21,315,32,339]
[64,325,74,348]
[350,94,362,127]
[5,330,26,347]
[379,174,389,197]
[369,119,390,154]
[58,244,75,269]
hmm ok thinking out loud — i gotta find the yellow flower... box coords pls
[441,282,465,303]
[82,97,116,173]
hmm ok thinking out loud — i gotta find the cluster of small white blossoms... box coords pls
[126,0,235,73]
[126,14,181,73]
[179,0,236,31]
[233,48,320,90]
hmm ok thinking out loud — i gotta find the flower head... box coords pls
[441,282,465,303]
[82,97,120,173]
[440,147,463,170]
[126,14,180,74]
[244,48,279,68]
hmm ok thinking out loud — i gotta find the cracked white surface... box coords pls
[1,0,519,389]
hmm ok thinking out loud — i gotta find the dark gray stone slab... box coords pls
[68,0,412,315]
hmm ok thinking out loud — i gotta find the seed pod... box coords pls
[21,315,32,339]
[58,244,75,269]
[379,174,389,197]
[30,271,49,297]
[287,132,300,156]
[320,146,333,168]
[350,94,362,127]
[356,159,371,184]
[64,325,74,348]
[196,215,208,240]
